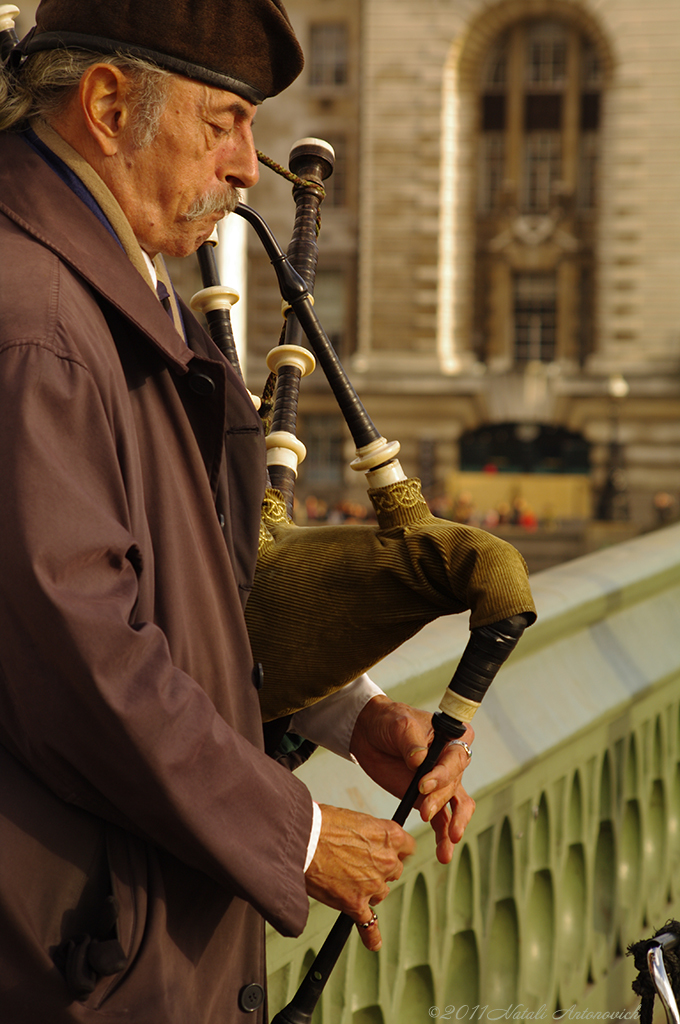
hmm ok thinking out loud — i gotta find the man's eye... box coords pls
[212,124,232,138]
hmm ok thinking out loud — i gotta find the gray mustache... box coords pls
[184,186,240,221]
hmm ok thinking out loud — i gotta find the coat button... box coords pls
[188,372,216,396]
[238,982,265,1013]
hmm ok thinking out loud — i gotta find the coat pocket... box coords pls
[0,743,128,1014]
[87,823,149,1011]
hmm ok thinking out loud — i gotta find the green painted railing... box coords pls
[267,522,680,1022]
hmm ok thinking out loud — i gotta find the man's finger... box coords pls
[448,789,476,844]
[430,804,455,865]
[416,736,474,807]
[385,706,435,763]
[356,909,382,951]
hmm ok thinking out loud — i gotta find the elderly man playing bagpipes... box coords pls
[0,2,535,1021]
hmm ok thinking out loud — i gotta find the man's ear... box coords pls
[79,64,132,156]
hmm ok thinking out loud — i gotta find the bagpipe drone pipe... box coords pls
[193,141,537,1021]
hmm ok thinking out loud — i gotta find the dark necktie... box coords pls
[156,280,173,317]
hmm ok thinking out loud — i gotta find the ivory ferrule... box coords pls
[190,284,240,316]
[266,344,316,378]
[0,7,20,33]
[265,431,307,474]
[351,437,404,477]
[364,459,408,489]
[439,689,481,724]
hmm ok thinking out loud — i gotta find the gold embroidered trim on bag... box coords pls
[369,478,431,529]
[258,489,291,554]
[258,520,274,555]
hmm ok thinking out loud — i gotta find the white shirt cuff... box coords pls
[290,674,385,761]
[304,801,322,872]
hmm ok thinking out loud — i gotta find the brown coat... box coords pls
[0,133,313,1023]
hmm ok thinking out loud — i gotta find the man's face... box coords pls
[113,76,259,258]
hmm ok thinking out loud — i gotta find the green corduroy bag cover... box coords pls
[246,479,536,722]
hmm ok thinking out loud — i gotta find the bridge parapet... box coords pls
[267,522,680,1021]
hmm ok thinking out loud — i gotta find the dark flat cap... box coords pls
[22,0,303,104]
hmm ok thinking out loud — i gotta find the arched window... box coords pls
[473,18,603,370]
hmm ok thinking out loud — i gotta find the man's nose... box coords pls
[223,130,259,190]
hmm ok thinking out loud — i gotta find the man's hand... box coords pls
[305,804,415,951]
[350,695,476,865]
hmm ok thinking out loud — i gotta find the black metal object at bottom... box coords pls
[629,921,680,1024]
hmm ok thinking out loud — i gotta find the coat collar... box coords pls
[0,131,195,374]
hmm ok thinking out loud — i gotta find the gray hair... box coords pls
[0,49,172,146]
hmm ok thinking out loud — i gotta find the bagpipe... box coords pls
[193,142,536,1021]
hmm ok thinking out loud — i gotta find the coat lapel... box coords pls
[0,133,193,375]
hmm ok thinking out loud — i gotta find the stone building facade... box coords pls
[246,0,680,527]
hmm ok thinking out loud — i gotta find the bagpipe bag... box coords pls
[246,478,537,722]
